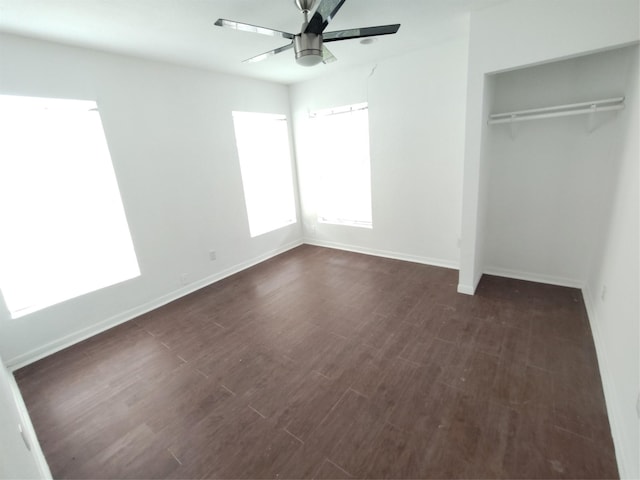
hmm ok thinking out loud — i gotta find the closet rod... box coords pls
[488,96,625,125]
[489,104,624,124]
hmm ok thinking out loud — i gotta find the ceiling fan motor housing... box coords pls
[294,33,323,66]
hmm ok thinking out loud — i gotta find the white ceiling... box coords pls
[0,0,506,85]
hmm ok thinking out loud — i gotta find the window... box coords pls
[310,102,372,228]
[0,95,140,318]
[232,111,297,237]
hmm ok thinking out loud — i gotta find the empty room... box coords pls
[0,0,638,478]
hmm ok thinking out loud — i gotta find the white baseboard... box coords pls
[303,237,459,270]
[457,283,476,295]
[582,285,628,479]
[483,266,584,289]
[6,240,303,371]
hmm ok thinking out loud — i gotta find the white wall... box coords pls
[484,46,636,287]
[0,33,303,367]
[458,73,495,295]
[584,47,639,480]
[290,37,469,268]
[458,0,640,293]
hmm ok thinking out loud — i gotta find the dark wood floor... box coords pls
[16,245,617,479]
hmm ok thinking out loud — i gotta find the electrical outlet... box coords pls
[209,250,217,261]
[636,393,640,419]
[180,273,188,286]
[600,285,607,301]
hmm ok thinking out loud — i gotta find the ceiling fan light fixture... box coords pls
[296,51,324,66]
[294,34,323,67]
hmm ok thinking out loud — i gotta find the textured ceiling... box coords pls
[0,0,506,85]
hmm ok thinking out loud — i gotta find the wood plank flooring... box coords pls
[15,245,618,479]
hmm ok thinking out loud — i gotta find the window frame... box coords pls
[309,102,373,229]
[231,110,298,238]
[0,94,140,318]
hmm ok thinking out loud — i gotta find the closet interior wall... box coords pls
[482,45,637,287]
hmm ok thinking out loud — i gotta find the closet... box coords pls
[480,44,638,287]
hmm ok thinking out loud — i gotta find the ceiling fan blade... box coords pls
[322,45,337,64]
[323,24,401,42]
[242,42,294,63]
[215,19,295,40]
[305,0,347,34]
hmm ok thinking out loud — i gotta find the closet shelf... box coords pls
[488,96,625,125]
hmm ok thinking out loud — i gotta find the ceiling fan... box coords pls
[214,0,400,67]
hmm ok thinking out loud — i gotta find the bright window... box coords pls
[310,103,372,228]
[232,111,297,237]
[0,95,140,318]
